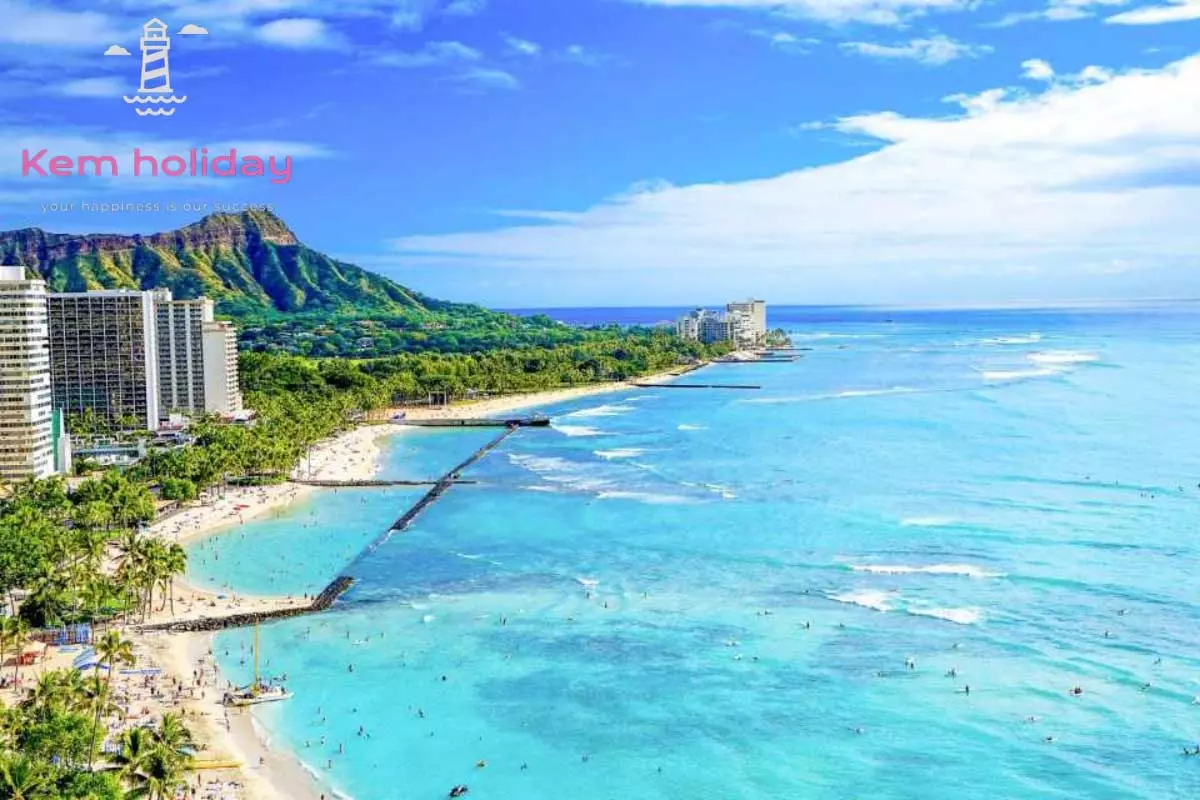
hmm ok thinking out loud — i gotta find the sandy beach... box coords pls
[100,366,700,800]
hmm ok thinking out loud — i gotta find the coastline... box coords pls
[134,364,697,800]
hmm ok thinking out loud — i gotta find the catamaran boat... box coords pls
[223,623,293,707]
[224,681,292,707]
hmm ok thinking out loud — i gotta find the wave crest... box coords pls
[848,563,1004,579]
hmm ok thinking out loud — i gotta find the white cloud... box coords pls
[103,45,132,56]
[178,23,209,35]
[388,55,1200,301]
[626,0,976,26]
[373,41,481,67]
[562,44,613,66]
[256,18,342,48]
[58,77,127,98]
[1021,58,1055,81]
[503,35,542,57]
[0,0,122,48]
[391,10,424,30]
[743,28,821,51]
[994,0,1128,25]
[1107,0,1200,23]
[841,35,990,65]
[450,68,520,91]
[444,0,488,15]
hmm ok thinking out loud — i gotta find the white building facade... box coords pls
[156,290,211,420]
[0,266,54,480]
[676,300,768,348]
[202,320,243,415]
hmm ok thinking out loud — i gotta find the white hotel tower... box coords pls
[0,266,54,480]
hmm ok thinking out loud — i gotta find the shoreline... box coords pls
[135,364,698,800]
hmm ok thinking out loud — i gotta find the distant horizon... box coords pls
[504,298,1200,314]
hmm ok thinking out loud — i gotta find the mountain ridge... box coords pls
[0,210,449,318]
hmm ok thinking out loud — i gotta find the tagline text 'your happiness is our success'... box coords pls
[21,148,293,185]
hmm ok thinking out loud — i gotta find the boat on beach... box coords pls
[223,624,292,707]
[224,682,293,707]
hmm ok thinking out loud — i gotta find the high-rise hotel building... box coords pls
[48,288,243,430]
[0,266,54,480]
[156,290,211,418]
[48,290,161,431]
[201,319,243,416]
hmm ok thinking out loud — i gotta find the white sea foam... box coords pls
[553,423,605,437]
[703,483,737,500]
[848,563,1004,579]
[1027,350,1099,365]
[594,448,647,460]
[793,332,883,341]
[829,590,894,612]
[596,490,697,505]
[567,403,636,418]
[979,349,1099,383]
[677,423,706,431]
[985,333,1042,345]
[577,577,600,588]
[908,607,982,625]
[455,552,484,561]
[900,516,956,527]
[980,367,1060,382]
[421,614,435,624]
[509,454,612,492]
[744,386,919,404]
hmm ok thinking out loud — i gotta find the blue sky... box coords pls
[2,0,1199,307]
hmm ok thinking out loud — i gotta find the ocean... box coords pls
[189,304,1200,800]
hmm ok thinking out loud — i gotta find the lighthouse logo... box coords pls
[105,19,208,117]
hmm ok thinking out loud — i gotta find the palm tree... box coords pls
[0,618,9,684]
[152,713,195,769]
[0,754,50,800]
[6,617,28,684]
[87,631,135,769]
[126,749,181,800]
[161,544,187,617]
[108,726,154,786]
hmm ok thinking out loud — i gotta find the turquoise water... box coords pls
[197,306,1200,800]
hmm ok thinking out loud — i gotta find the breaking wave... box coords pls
[907,607,982,625]
[552,423,604,437]
[848,563,1004,579]
[979,350,1100,383]
[594,448,648,460]
[567,403,636,418]
[983,333,1042,345]
[1027,350,1099,366]
[900,516,956,528]
[829,590,895,612]
[744,387,918,404]
[596,490,697,505]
